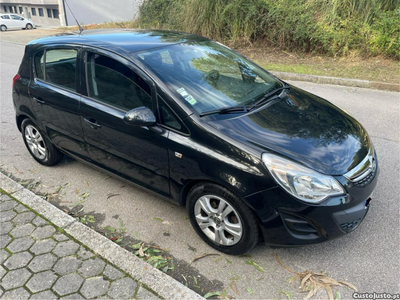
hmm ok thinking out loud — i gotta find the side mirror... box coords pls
[124,106,156,127]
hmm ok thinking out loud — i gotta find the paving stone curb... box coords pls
[270,71,400,92]
[0,172,204,300]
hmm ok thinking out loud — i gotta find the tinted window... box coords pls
[159,98,185,132]
[34,50,45,80]
[135,41,281,114]
[31,8,36,16]
[8,6,12,13]
[38,8,43,17]
[1,15,10,19]
[3,6,6,13]
[45,49,77,91]
[86,52,152,111]
[47,9,51,18]
[52,9,59,18]
[19,7,23,14]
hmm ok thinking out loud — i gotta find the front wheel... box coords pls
[26,23,33,30]
[187,183,260,255]
[0,25,7,32]
[21,119,63,166]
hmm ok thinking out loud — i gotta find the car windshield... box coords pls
[133,41,282,114]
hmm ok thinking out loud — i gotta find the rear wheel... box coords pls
[21,119,63,166]
[0,25,7,32]
[26,23,33,30]
[187,183,259,255]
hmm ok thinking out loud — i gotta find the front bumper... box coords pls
[245,165,379,247]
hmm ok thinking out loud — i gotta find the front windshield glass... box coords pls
[133,41,281,114]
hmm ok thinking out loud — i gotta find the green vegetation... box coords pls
[137,0,399,58]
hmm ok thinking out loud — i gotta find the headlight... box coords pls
[262,153,345,203]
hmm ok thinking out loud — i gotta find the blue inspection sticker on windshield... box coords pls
[177,87,197,105]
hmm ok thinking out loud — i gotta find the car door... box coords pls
[80,49,170,197]
[0,15,12,27]
[29,46,89,160]
[10,14,23,28]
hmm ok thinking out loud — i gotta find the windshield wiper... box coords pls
[199,105,248,117]
[248,85,290,111]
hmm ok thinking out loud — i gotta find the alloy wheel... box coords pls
[25,125,47,160]
[194,195,243,246]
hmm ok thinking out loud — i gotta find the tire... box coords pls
[186,183,260,255]
[21,119,63,166]
[0,25,7,32]
[26,23,33,30]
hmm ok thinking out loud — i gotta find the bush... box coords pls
[137,0,400,58]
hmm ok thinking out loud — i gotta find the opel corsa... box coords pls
[12,30,379,254]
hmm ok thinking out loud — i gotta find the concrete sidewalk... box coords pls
[0,173,203,300]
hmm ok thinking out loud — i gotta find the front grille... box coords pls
[344,147,377,187]
[340,218,362,232]
[353,170,376,187]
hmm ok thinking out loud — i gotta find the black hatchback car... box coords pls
[13,29,379,254]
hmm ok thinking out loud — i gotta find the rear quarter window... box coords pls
[33,50,45,80]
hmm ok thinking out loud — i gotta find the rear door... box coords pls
[29,46,89,159]
[80,48,170,197]
[0,15,12,27]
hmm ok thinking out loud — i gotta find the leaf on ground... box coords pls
[335,291,341,300]
[129,242,141,250]
[230,281,239,296]
[138,243,145,257]
[154,218,163,222]
[230,275,241,281]
[204,291,222,299]
[275,254,357,300]
[245,259,265,272]
[247,287,253,294]
[226,258,232,264]
[104,226,116,233]
[80,192,90,199]
[192,253,220,263]
[107,193,120,199]
[70,198,87,208]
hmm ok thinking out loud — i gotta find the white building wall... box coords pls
[64,0,141,26]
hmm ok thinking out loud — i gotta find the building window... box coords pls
[38,8,44,17]
[31,8,36,16]
[3,6,7,13]
[13,6,17,13]
[47,8,52,18]
[9,6,13,13]
[52,9,59,19]
[19,7,23,14]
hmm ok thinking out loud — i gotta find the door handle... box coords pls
[33,97,45,105]
[84,118,102,129]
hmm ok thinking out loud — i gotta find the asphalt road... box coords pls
[1,38,399,299]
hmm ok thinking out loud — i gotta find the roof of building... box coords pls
[27,29,209,53]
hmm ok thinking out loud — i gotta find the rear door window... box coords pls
[1,15,10,19]
[45,49,77,91]
[86,52,152,111]
[33,49,78,91]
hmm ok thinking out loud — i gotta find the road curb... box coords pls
[0,172,204,300]
[270,71,400,92]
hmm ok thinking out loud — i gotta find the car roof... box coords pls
[27,29,210,53]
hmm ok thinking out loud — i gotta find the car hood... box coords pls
[208,86,370,175]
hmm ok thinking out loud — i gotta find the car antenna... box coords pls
[63,0,84,34]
